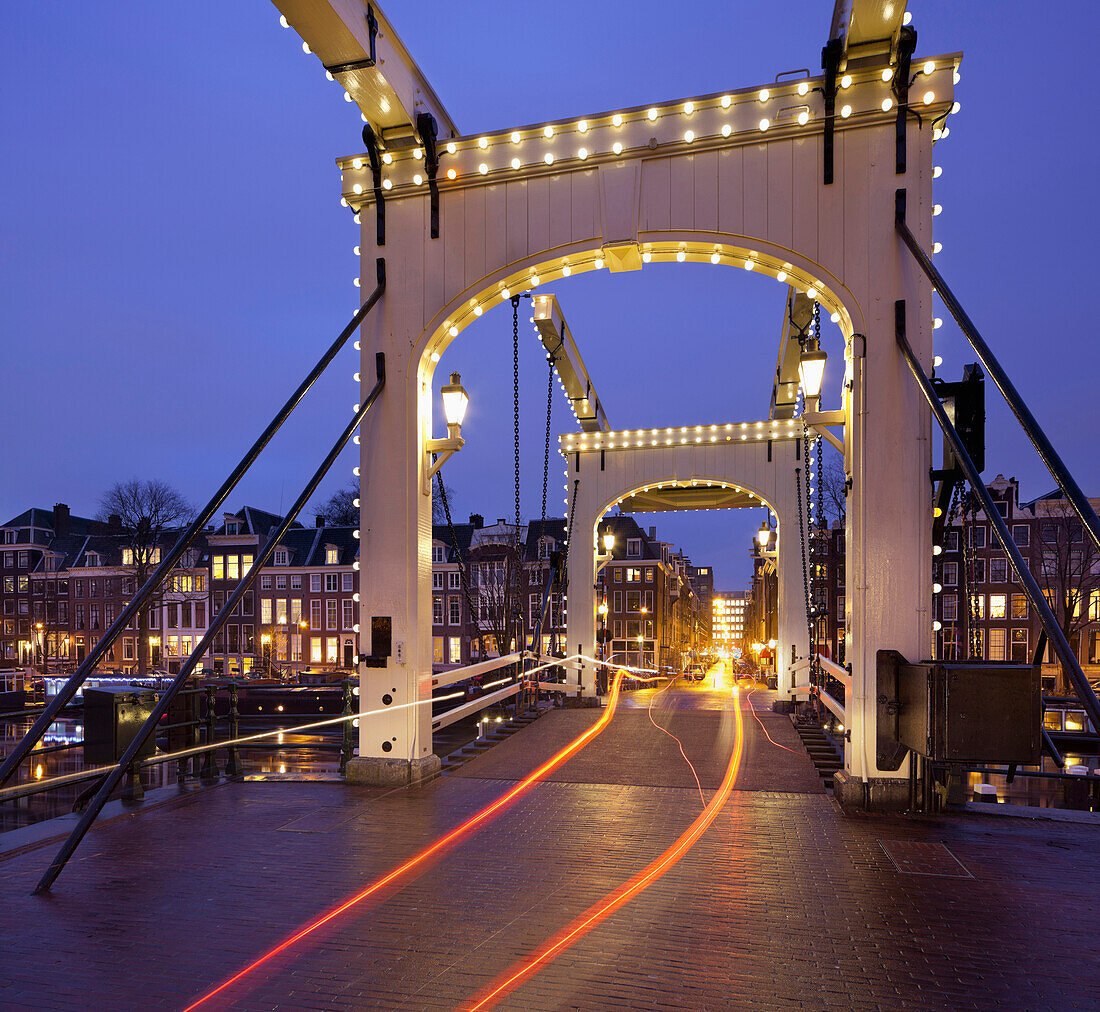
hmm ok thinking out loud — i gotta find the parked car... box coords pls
[684,664,706,682]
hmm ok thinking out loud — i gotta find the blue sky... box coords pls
[2,2,1098,589]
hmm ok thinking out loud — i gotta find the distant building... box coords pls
[712,590,747,653]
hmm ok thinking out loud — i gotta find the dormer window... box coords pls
[538,538,553,560]
[325,547,339,565]
[432,545,446,564]
[2,530,14,545]
[274,548,289,566]
[85,552,102,567]
[627,539,641,558]
[225,522,239,535]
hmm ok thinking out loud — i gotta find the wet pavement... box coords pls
[1,670,1099,1010]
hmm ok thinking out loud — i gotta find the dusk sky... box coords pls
[3,2,1098,590]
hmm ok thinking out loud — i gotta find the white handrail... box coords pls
[432,681,523,731]
[426,652,523,690]
[817,655,851,690]
[790,683,846,722]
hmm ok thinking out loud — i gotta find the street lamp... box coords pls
[298,619,308,677]
[602,531,615,553]
[424,372,469,492]
[757,522,773,548]
[798,342,827,400]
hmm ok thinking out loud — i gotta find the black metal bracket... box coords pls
[821,39,842,186]
[895,186,906,225]
[362,124,386,247]
[416,111,440,239]
[893,26,917,174]
[324,5,378,74]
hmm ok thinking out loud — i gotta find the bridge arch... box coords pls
[353,95,939,794]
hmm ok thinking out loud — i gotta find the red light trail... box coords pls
[182,670,631,1011]
[646,671,705,809]
[459,687,745,1012]
[745,688,803,754]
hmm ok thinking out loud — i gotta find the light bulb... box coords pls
[933,583,943,594]
[934,317,943,329]
[933,620,942,631]
[953,70,961,85]
[381,178,392,190]
[758,88,770,101]
[279,15,289,28]
[344,91,353,102]
[352,183,363,194]
[721,94,732,108]
[326,71,334,81]
[382,152,392,164]
[758,118,770,131]
[923,60,935,75]
[951,101,961,115]
[933,545,942,556]
[612,141,623,155]
[478,163,488,174]
[474,305,483,316]
[933,356,943,368]
[932,242,942,254]
[797,81,809,96]
[413,173,423,185]
[776,270,788,282]
[881,68,894,82]
[510,131,521,144]
[683,101,694,114]
[831,311,840,323]
[448,325,458,337]
[562,265,571,277]
[722,123,732,136]
[352,158,362,169]
[798,110,810,126]
[840,105,852,119]
[577,120,588,133]
[501,288,510,299]
[933,204,942,216]
[594,257,604,269]
[806,286,818,299]
[840,74,852,89]
[353,278,360,287]
[446,168,457,180]
[642,251,652,263]
[683,129,694,143]
[531,274,540,286]
[676,250,687,262]
[923,91,935,105]
[544,125,554,138]
[612,113,623,127]
[353,245,360,256]
[744,259,755,270]
[446,142,456,154]
[710,252,720,264]
[478,137,488,149]
[544,152,554,164]
[578,147,588,159]
[412,147,422,159]
[881,98,893,112]
[511,157,521,169]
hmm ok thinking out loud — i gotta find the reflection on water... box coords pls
[967,753,1100,810]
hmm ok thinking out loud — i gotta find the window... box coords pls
[971,559,986,584]
[342,572,353,592]
[432,545,446,563]
[989,628,1006,661]
[449,596,461,625]
[613,620,622,639]
[433,636,444,663]
[74,579,83,598]
[989,594,1007,619]
[1012,524,1030,547]
[1011,628,1029,663]
[837,594,845,616]
[276,598,288,624]
[260,575,272,589]
[291,575,302,590]
[946,531,959,552]
[91,605,100,630]
[538,539,551,560]
[627,539,641,558]
[432,572,444,589]
[941,594,958,621]
[123,637,134,660]
[614,569,622,583]
[261,599,272,624]
[242,591,253,616]
[311,637,322,663]
[325,573,338,593]
[89,580,98,598]
[449,572,461,590]
[275,575,286,590]
[326,637,338,663]
[310,574,321,592]
[990,558,1008,583]
[310,600,321,631]
[241,554,253,577]
[994,500,1008,518]
[972,595,985,619]
[326,600,337,630]
[969,526,986,549]
[448,637,461,663]
[644,590,653,613]
[326,547,339,565]
[627,591,640,612]
[1011,594,1028,620]
[613,591,622,613]
[342,599,354,629]
[225,555,239,580]
[225,522,239,535]
[274,549,289,566]
[942,562,957,586]
[645,567,654,583]
[626,568,641,582]
[433,597,444,625]
[168,605,178,629]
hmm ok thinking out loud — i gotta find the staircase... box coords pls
[793,715,844,789]
[440,709,541,775]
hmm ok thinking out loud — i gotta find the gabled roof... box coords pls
[223,506,302,537]
[432,522,476,563]
[523,518,566,561]
[1,507,102,542]
[273,525,359,566]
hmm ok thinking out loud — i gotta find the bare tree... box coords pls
[1034,495,1100,690]
[820,454,847,529]
[99,480,193,678]
[432,479,458,525]
[469,531,526,660]
[316,481,359,526]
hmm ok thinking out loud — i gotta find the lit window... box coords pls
[261,599,272,624]
[433,636,444,663]
[226,556,239,580]
[326,637,338,663]
[448,637,461,663]
[311,637,322,663]
[989,594,1006,619]
[241,554,253,576]
[326,547,339,565]
[276,599,288,624]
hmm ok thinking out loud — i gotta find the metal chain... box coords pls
[564,478,579,571]
[542,355,554,523]
[795,458,815,687]
[511,295,521,530]
[962,488,981,659]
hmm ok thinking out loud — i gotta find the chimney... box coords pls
[107,513,123,533]
[315,515,325,528]
[497,518,507,526]
[54,503,71,538]
[469,513,484,529]
[649,526,656,540]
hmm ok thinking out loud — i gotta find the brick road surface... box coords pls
[2,676,1098,1010]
